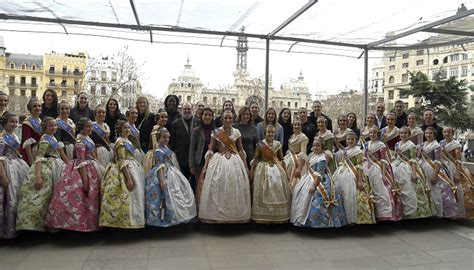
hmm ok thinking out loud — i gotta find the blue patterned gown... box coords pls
[145,145,196,227]
[291,153,346,228]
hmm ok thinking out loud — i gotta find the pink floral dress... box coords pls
[45,135,103,232]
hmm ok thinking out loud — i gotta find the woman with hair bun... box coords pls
[46,117,103,232]
[0,113,29,238]
[20,97,43,165]
[143,109,168,173]
[99,120,145,228]
[16,117,67,231]
[145,127,196,227]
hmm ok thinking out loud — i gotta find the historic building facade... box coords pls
[166,32,312,115]
[85,55,142,110]
[373,14,474,112]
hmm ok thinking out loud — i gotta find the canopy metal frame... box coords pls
[0,2,472,114]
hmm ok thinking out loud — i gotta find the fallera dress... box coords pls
[440,139,472,218]
[0,132,29,238]
[392,140,435,219]
[291,152,347,228]
[16,135,66,231]
[129,123,145,164]
[198,127,251,223]
[56,118,76,160]
[91,122,113,168]
[419,140,461,218]
[316,130,336,174]
[332,145,376,225]
[251,140,291,223]
[145,145,196,227]
[364,141,403,221]
[20,116,42,165]
[283,133,308,188]
[45,135,103,232]
[143,124,164,173]
[99,137,145,228]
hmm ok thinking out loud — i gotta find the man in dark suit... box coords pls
[308,101,333,131]
[299,107,317,154]
[375,101,387,129]
[170,102,200,179]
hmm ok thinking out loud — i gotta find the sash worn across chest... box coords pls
[82,136,96,153]
[28,117,42,134]
[3,133,21,150]
[215,129,238,154]
[130,124,139,138]
[57,119,75,138]
[123,140,136,155]
[43,135,60,150]
[92,123,107,138]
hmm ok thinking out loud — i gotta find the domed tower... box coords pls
[167,57,204,104]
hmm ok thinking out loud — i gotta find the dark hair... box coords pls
[77,117,91,132]
[125,106,138,118]
[394,100,404,105]
[41,117,55,132]
[219,100,236,121]
[425,126,437,136]
[278,108,292,125]
[42,89,59,110]
[115,120,128,137]
[95,104,105,115]
[74,92,89,109]
[0,112,17,127]
[347,112,358,130]
[27,97,40,112]
[237,106,252,125]
[164,95,179,109]
[198,107,215,129]
[154,109,168,125]
[106,98,122,119]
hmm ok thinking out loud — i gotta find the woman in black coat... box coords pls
[104,98,126,143]
[278,108,293,154]
[70,92,95,124]
[136,96,155,152]
[40,89,59,120]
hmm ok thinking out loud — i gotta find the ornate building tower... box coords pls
[236,26,248,72]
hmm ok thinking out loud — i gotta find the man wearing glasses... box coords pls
[393,100,408,128]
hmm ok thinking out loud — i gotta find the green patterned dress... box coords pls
[16,135,65,231]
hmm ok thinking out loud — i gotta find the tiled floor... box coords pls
[1,219,473,270]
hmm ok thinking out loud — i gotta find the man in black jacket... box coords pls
[170,102,199,179]
[421,108,444,142]
[394,100,408,128]
[308,101,333,132]
[164,94,182,130]
[299,107,317,154]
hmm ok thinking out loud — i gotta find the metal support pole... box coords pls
[363,48,369,120]
[265,38,270,112]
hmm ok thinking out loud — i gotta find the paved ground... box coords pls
[0,219,473,270]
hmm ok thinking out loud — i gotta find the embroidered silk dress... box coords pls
[419,140,461,218]
[16,135,66,231]
[145,145,196,227]
[143,124,164,173]
[291,152,346,228]
[0,132,29,238]
[409,127,424,146]
[333,128,353,151]
[283,133,308,187]
[364,141,403,221]
[381,126,400,152]
[316,130,336,174]
[332,146,376,224]
[129,124,145,164]
[56,118,76,160]
[91,122,113,168]
[440,139,473,218]
[99,137,145,228]
[20,116,42,165]
[45,135,103,232]
[251,140,291,223]
[392,140,435,218]
[198,127,251,223]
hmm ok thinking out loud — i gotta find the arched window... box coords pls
[21,64,26,70]
[9,63,15,69]
[32,64,36,70]
[433,59,439,65]
[389,76,395,84]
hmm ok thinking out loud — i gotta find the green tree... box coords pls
[399,71,473,132]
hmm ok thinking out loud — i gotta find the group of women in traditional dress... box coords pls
[0,90,473,239]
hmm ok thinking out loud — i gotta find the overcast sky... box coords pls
[0,0,470,99]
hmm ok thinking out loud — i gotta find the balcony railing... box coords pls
[7,82,39,89]
[47,70,84,77]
